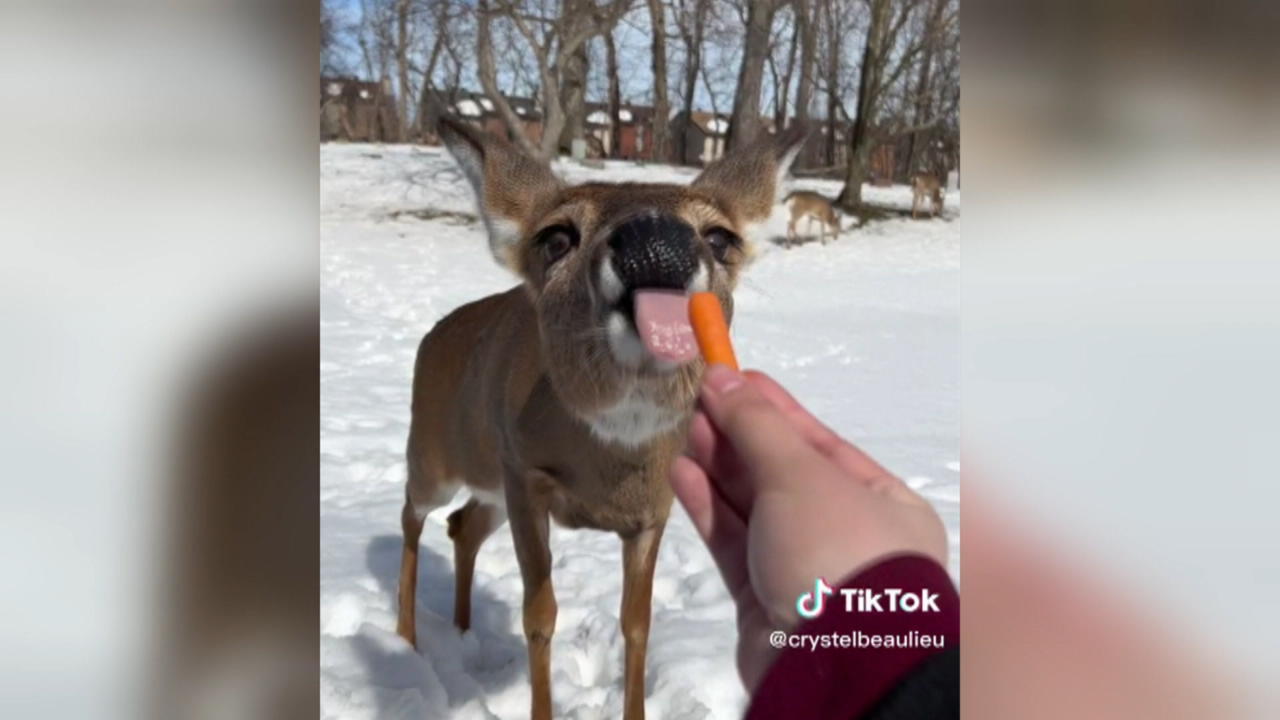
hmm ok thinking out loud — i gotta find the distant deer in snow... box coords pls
[784,191,843,246]
[911,174,945,219]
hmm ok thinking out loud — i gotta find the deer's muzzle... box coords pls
[602,212,703,366]
[607,212,699,292]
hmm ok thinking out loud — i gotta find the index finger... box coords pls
[687,365,831,515]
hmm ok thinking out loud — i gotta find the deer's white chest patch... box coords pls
[584,390,682,449]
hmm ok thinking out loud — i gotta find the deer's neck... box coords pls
[580,384,687,450]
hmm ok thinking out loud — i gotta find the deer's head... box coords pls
[440,117,804,447]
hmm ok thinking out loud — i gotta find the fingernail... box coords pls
[703,364,745,396]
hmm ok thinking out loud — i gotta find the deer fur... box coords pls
[784,190,842,246]
[397,116,806,720]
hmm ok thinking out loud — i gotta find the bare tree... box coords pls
[353,0,404,141]
[395,0,412,140]
[699,4,739,123]
[904,0,955,177]
[414,0,463,139]
[726,0,782,151]
[769,7,798,127]
[836,0,890,209]
[605,26,623,157]
[321,0,346,75]
[558,5,594,153]
[646,0,671,161]
[820,0,843,165]
[437,6,469,98]
[476,0,543,155]
[674,0,710,164]
[793,0,817,125]
[357,0,394,84]
[476,0,633,159]
[836,0,931,210]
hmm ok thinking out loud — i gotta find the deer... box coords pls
[911,174,946,219]
[784,190,842,247]
[396,116,806,720]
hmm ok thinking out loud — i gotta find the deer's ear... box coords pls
[692,124,808,228]
[438,116,561,268]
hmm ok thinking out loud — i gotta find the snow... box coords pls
[454,99,482,118]
[321,143,959,719]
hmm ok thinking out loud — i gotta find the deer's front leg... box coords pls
[620,523,666,720]
[509,473,556,720]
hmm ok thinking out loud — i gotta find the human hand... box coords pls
[669,365,948,690]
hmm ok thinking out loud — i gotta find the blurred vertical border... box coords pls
[963,0,1279,717]
[0,1,319,718]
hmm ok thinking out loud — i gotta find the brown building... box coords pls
[671,111,731,166]
[426,89,916,181]
[320,76,400,142]
[447,92,544,147]
[440,92,658,161]
[584,103,657,160]
[322,80,918,184]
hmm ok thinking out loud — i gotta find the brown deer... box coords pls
[784,190,842,246]
[911,174,945,219]
[397,116,805,720]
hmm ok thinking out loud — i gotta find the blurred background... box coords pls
[963,0,1280,717]
[0,1,318,718]
[0,0,1277,718]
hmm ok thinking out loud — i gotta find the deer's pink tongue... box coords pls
[633,289,698,364]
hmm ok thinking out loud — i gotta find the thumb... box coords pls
[695,365,821,512]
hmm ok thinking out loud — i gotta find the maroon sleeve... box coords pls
[744,554,959,720]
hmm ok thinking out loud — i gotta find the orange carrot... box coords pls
[689,292,739,370]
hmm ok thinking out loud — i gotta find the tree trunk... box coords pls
[476,0,544,157]
[558,35,590,154]
[794,0,817,124]
[605,28,623,158]
[395,0,411,141]
[416,85,446,144]
[904,65,934,179]
[676,0,708,165]
[774,20,798,128]
[415,34,446,140]
[906,0,946,178]
[726,0,776,151]
[540,88,568,158]
[836,0,889,211]
[823,0,839,165]
[646,0,670,162]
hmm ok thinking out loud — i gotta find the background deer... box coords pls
[398,116,805,720]
[911,174,945,219]
[784,190,842,246]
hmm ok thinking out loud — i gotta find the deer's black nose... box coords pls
[608,212,699,290]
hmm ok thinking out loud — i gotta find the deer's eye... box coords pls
[535,224,578,265]
[704,226,741,263]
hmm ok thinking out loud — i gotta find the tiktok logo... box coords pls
[795,578,834,619]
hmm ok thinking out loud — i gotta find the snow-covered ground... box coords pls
[321,143,959,719]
